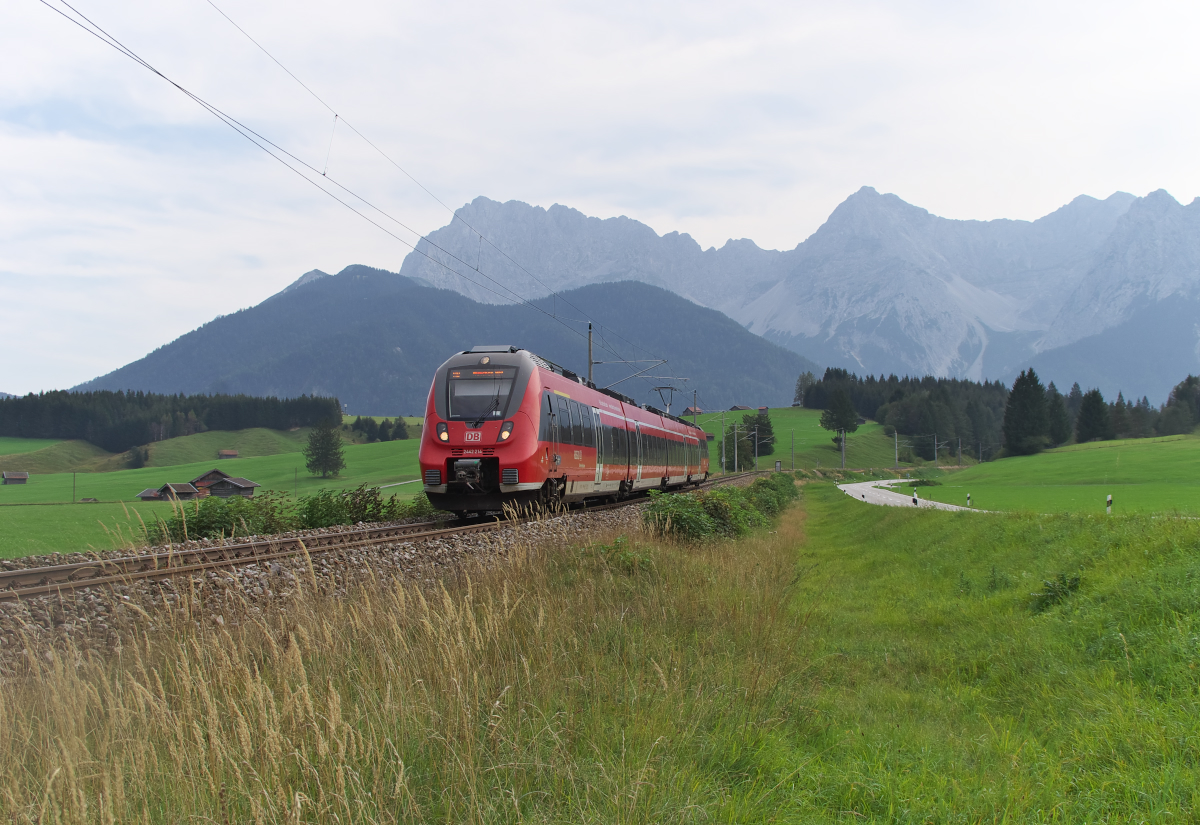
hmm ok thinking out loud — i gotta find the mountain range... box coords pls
[77,268,816,414]
[399,188,1200,401]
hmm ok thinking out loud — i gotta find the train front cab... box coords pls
[419,348,549,514]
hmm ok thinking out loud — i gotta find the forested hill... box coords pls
[77,266,817,414]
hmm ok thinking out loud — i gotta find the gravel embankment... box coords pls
[0,505,643,673]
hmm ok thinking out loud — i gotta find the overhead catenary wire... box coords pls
[38,0,669,393]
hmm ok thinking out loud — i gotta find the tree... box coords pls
[378,419,393,442]
[1002,369,1048,455]
[305,418,346,477]
[793,371,816,405]
[721,422,755,471]
[1075,389,1111,443]
[1046,382,1072,446]
[392,417,409,440]
[1066,382,1084,423]
[1109,392,1130,438]
[742,411,775,457]
[820,388,858,446]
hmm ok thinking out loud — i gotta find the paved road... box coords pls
[837,479,981,512]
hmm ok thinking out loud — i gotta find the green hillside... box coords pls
[695,406,919,470]
[142,427,311,468]
[0,437,62,456]
[920,434,1200,515]
[0,440,115,474]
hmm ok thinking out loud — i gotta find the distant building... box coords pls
[157,483,199,501]
[190,468,260,498]
[757,406,768,413]
[134,468,262,501]
[681,406,703,416]
[217,449,239,459]
[207,476,260,499]
[1,471,28,485]
[729,405,752,411]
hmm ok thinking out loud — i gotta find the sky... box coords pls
[3,0,1200,394]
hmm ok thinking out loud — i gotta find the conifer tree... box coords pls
[1002,368,1048,455]
[819,388,858,447]
[392,417,409,440]
[304,418,346,477]
[1046,382,1072,446]
[742,411,776,456]
[1075,389,1111,443]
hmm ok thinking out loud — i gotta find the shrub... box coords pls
[644,474,799,542]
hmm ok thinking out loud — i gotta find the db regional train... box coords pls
[419,345,710,515]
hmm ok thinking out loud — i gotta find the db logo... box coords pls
[464,431,482,442]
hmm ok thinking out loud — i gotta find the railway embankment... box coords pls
[0,504,643,673]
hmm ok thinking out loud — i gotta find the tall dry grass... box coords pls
[1,511,812,822]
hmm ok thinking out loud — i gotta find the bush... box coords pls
[159,487,436,541]
[644,473,799,542]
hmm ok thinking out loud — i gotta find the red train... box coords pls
[419,345,710,514]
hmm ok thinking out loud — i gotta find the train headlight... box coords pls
[436,422,449,442]
[497,420,514,442]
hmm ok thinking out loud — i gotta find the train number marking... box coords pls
[465,431,482,442]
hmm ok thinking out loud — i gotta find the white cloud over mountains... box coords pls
[3,0,1200,393]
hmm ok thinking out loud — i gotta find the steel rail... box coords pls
[0,472,763,602]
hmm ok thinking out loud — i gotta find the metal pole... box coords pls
[841,429,845,469]
[721,411,725,474]
[957,438,961,466]
[753,427,758,471]
[791,429,794,470]
[734,423,738,472]
[73,471,76,504]
[894,431,898,469]
[693,390,697,426]
[933,432,937,468]
[587,323,593,385]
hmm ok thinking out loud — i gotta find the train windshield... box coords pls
[447,367,517,420]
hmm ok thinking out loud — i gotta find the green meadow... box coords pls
[920,434,1200,515]
[0,437,62,456]
[696,406,917,470]
[0,438,422,558]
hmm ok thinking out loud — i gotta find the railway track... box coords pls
[0,472,764,603]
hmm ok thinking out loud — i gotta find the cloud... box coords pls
[3,0,1200,392]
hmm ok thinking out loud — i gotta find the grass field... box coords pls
[696,405,920,469]
[0,501,180,558]
[791,484,1199,817]
[0,439,422,558]
[5,483,1196,820]
[920,434,1200,515]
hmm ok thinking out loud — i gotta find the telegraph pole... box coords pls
[933,432,938,468]
[721,411,726,474]
[587,323,593,384]
[957,437,961,466]
[840,429,846,469]
[733,423,738,472]
[894,431,898,469]
[693,390,697,426]
[791,429,794,470]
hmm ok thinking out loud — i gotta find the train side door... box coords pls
[634,423,642,482]
[592,408,603,485]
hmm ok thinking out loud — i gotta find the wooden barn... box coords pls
[190,469,260,498]
[2,471,29,485]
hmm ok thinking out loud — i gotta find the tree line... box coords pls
[0,390,341,454]
[1001,371,1199,455]
[348,415,409,442]
[796,366,1200,460]
[798,368,1009,460]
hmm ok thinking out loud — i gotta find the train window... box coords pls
[567,401,581,446]
[446,366,517,420]
[581,407,595,450]
[556,395,573,445]
[539,394,553,442]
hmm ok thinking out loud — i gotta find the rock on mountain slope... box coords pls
[402,188,1200,401]
[77,267,816,414]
